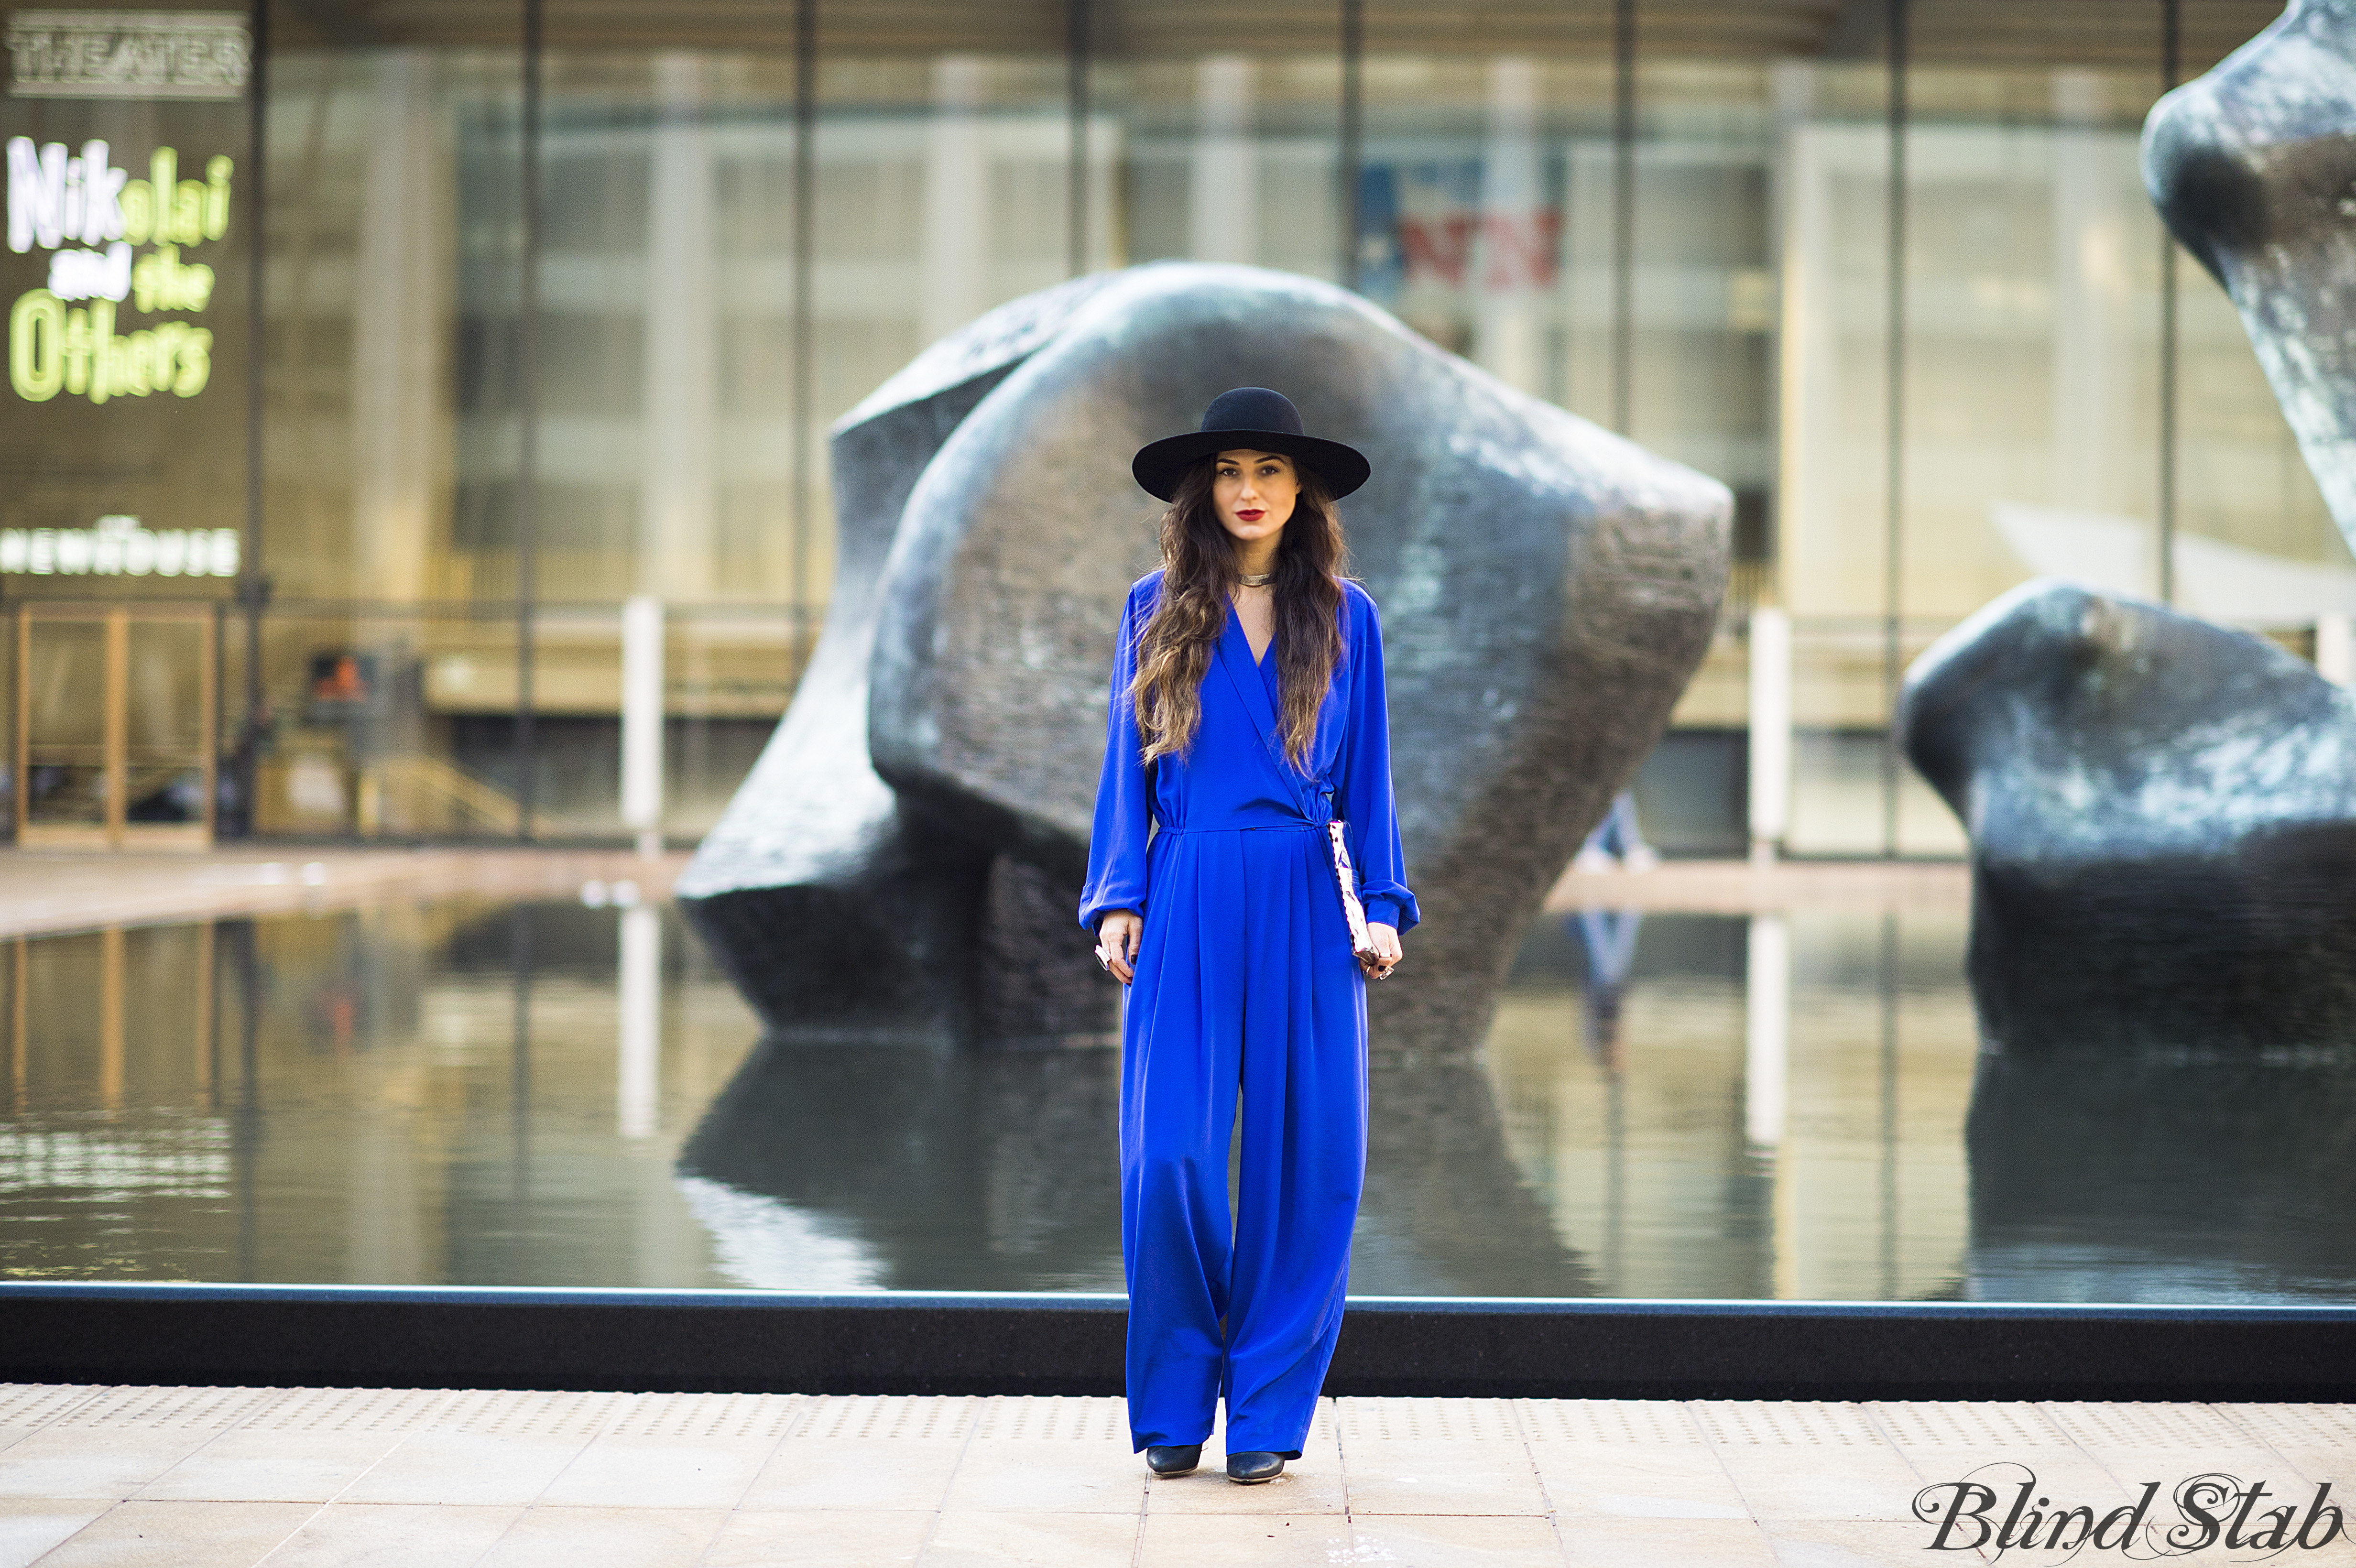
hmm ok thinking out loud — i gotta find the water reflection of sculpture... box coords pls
[676,1037,1593,1296]
[1898,6,2356,1300]
[670,263,1728,1292]
[1967,1047,2356,1303]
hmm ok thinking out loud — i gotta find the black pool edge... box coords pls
[3,1285,2354,1400]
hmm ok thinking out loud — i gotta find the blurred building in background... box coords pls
[0,0,2319,854]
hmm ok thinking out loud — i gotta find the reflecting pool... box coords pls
[2,891,2352,1302]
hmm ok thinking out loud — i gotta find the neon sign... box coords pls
[0,514,238,577]
[5,141,226,403]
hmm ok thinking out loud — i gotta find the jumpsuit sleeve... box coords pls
[1336,585,1420,934]
[1078,581,1155,934]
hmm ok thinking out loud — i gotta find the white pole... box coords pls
[920,56,988,344]
[1745,913,1789,1150]
[1476,56,1542,393]
[640,54,716,602]
[1748,606,1792,866]
[622,594,665,858]
[618,903,661,1140]
[1189,57,1257,264]
[2318,613,2355,690]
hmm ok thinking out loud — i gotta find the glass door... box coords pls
[19,614,107,840]
[17,607,215,849]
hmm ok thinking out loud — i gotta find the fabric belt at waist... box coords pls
[1153,821,1325,836]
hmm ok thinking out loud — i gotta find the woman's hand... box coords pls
[1096,910,1143,984]
[1365,921,1402,980]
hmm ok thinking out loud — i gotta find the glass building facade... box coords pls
[0,0,2316,852]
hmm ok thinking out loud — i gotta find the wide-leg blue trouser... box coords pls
[1121,821,1369,1457]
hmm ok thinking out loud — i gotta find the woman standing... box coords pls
[1080,387,1418,1485]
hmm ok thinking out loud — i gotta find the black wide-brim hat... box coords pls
[1130,387,1372,502]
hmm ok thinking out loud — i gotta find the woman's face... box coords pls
[1211,449,1298,548]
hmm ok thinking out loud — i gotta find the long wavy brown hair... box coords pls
[1129,454,1350,771]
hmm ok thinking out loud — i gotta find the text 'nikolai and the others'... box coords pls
[6,141,228,403]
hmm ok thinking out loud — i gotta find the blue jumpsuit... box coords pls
[1077,569,1419,1458]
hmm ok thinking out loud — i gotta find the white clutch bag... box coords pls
[1325,820,1386,979]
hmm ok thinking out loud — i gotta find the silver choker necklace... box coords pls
[1237,571,1273,588]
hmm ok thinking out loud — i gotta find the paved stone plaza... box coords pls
[1,1386,2353,1565]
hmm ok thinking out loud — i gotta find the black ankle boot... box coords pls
[1145,1444,1201,1477]
[1226,1451,1285,1484]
